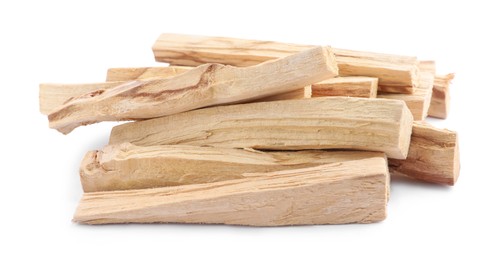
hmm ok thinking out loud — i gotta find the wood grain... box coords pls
[152,33,418,94]
[47,46,338,134]
[389,122,460,185]
[73,156,389,226]
[106,66,192,81]
[378,61,436,121]
[110,97,413,159]
[311,77,378,98]
[81,143,385,192]
[428,73,455,119]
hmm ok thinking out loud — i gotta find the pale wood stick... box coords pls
[47,46,338,134]
[255,86,311,102]
[81,143,385,192]
[109,97,413,159]
[378,61,436,121]
[388,122,460,185]
[73,156,389,226]
[311,77,378,98]
[152,33,419,94]
[106,66,192,81]
[428,73,455,119]
[39,82,123,115]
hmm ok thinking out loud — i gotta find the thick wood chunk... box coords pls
[81,143,385,192]
[73,156,390,226]
[388,122,460,185]
[110,97,413,159]
[153,33,418,93]
[428,73,455,119]
[311,77,378,98]
[47,46,338,134]
[378,61,436,121]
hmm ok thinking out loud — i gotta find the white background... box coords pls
[1,0,501,259]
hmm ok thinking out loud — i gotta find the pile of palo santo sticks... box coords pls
[40,33,459,226]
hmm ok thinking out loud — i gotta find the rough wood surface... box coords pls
[256,86,311,102]
[388,122,460,185]
[39,82,124,115]
[106,66,192,81]
[428,73,455,119]
[110,97,413,159]
[47,46,338,134]
[152,33,418,93]
[311,77,378,98]
[81,143,385,192]
[378,61,436,121]
[73,156,389,226]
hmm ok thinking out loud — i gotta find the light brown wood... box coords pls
[39,82,124,115]
[47,46,338,134]
[73,156,389,226]
[110,97,413,159]
[106,66,192,81]
[81,143,385,192]
[378,61,436,121]
[311,77,378,98]
[255,86,311,102]
[388,122,460,185]
[428,73,455,119]
[153,33,418,94]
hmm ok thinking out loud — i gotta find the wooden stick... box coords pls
[39,82,124,115]
[152,33,419,94]
[428,73,455,119]
[255,86,311,102]
[81,143,385,192]
[109,97,413,159]
[388,122,460,185]
[73,156,389,226]
[311,77,378,98]
[106,66,192,81]
[47,46,338,134]
[378,61,436,121]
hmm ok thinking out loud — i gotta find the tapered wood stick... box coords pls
[47,46,338,134]
[152,33,419,93]
[81,143,385,192]
[73,156,389,226]
[428,73,455,119]
[110,97,413,159]
[388,122,460,185]
[378,61,436,121]
[311,77,378,98]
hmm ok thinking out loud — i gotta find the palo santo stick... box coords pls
[73,156,389,226]
[110,97,413,159]
[48,46,338,134]
[388,122,460,185]
[256,86,311,102]
[106,66,192,81]
[39,82,124,115]
[428,73,455,119]
[378,61,436,121]
[311,77,378,98]
[152,33,418,94]
[81,143,384,192]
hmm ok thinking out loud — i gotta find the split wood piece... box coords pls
[74,156,389,226]
[311,77,378,98]
[378,61,436,121]
[428,73,455,119]
[39,82,124,115]
[81,143,384,192]
[48,46,338,134]
[152,33,419,93]
[110,97,413,159]
[106,66,192,81]
[40,67,193,115]
[388,122,460,185]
